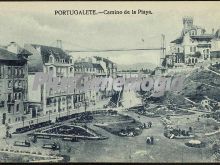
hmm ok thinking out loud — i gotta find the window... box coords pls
[177,48,180,53]
[8,67,12,77]
[207,49,210,54]
[0,66,3,78]
[16,104,19,112]
[8,105,11,113]
[70,67,73,73]
[194,47,196,52]
[8,81,12,88]
[8,93,12,101]
[19,93,22,100]
[49,56,53,63]
[14,68,17,76]
[21,68,24,75]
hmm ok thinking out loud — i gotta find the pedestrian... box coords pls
[146,137,151,144]
[148,121,152,128]
[143,123,146,129]
[150,136,154,144]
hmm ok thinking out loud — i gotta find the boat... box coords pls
[14,141,31,147]
[62,137,79,142]
[42,143,60,150]
[37,135,51,139]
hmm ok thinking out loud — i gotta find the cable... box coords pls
[67,48,164,53]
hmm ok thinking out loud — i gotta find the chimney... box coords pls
[56,40,62,49]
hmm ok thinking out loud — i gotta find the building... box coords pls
[0,46,30,125]
[74,57,106,76]
[93,56,117,78]
[169,17,213,67]
[211,29,220,60]
[24,43,78,118]
[74,56,117,105]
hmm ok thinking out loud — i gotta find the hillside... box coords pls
[142,67,220,110]
[182,69,220,102]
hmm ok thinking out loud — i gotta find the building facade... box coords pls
[74,56,117,105]
[167,17,214,67]
[24,44,79,119]
[0,47,29,125]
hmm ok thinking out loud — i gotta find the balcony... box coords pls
[7,100,15,104]
[13,87,25,92]
[56,72,64,76]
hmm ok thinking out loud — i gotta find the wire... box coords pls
[67,48,164,53]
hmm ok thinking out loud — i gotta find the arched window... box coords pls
[49,55,54,63]
[188,58,191,63]
[16,104,19,112]
[19,93,22,99]
[177,48,180,53]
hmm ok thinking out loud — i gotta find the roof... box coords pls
[74,62,104,70]
[0,48,22,61]
[197,44,211,48]
[190,35,213,41]
[18,48,32,55]
[31,44,71,63]
[211,51,220,59]
[170,37,183,44]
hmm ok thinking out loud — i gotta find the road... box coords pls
[59,110,213,162]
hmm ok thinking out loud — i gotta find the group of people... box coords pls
[146,136,154,145]
[143,121,152,129]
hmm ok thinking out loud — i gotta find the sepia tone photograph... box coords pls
[0,1,220,163]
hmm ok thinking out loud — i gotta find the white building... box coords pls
[24,44,77,118]
[169,17,213,67]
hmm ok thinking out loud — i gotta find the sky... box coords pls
[0,2,220,66]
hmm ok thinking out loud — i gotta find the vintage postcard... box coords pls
[0,1,220,163]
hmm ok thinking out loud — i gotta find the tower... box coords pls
[183,16,193,29]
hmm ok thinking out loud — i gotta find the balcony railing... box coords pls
[7,100,15,104]
[13,87,25,92]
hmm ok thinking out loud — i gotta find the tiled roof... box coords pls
[18,48,32,55]
[0,48,21,61]
[197,44,211,48]
[31,44,71,63]
[74,62,104,70]
[190,35,213,41]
